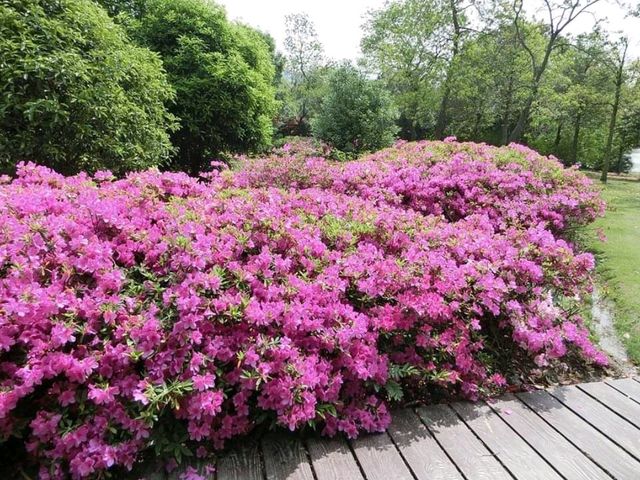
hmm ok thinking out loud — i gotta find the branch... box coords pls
[557,0,604,34]
[512,0,538,72]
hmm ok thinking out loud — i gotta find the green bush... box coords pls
[131,0,278,173]
[312,64,398,153]
[0,0,176,175]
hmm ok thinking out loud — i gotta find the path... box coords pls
[158,377,640,480]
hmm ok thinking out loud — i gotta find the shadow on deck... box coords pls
[147,377,640,480]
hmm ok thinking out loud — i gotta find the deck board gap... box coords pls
[480,400,567,480]
[259,440,268,480]
[413,407,469,480]
[383,421,421,480]
[345,438,370,480]
[515,393,623,480]
[488,394,611,479]
[547,388,640,462]
[605,378,640,405]
[576,383,640,430]
[447,404,518,480]
[604,382,640,406]
[345,435,372,480]
[302,438,319,480]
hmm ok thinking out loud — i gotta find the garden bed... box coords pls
[0,141,608,478]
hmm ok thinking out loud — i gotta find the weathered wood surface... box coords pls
[216,441,262,480]
[148,378,640,479]
[261,432,315,480]
[489,394,609,480]
[606,377,640,403]
[306,436,364,480]
[417,404,512,480]
[386,408,463,480]
[451,401,561,480]
[548,385,640,458]
[518,389,640,479]
[578,380,640,428]
[351,430,414,480]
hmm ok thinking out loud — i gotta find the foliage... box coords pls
[359,0,640,170]
[361,0,451,139]
[311,65,398,153]
[0,0,176,176]
[95,0,148,18]
[130,0,278,173]
[0,141,607,477]
[276,13,327,136]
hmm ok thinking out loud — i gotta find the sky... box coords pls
[217,0,640,61]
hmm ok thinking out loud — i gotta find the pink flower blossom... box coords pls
[0,142,607,477]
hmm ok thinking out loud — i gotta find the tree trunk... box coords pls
[472,112,482,138]
[509,34,558,143]
[434,0,461,139]
[553,120,563,153]
[500,77,514,145]
[615,144,624,174]
[601,42,627,183]
[570,113,582,166]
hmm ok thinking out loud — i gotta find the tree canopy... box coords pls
[312,64,398,153]
[360,0,639,175]
[129,0,278,174]
[0,0,176,175]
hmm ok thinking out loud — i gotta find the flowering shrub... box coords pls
[237,139,604,233]
[0,141,606,478]
[271,136,335,158]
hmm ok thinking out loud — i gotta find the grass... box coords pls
[582,176,640,364]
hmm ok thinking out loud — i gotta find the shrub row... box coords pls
[0,141,605,478]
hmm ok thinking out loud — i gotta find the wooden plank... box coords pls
[578,381,640,428]
[518,389,640,480]
[451,401,561,480]
[490,394,609,480]
[416,404,511,480]
[386,408,463,480]
[549,385,640,459]
[262,432,315,480]
[606,377,640,404]
[306,436,364,480]
[217,441,263,480]
[350,431,414,480]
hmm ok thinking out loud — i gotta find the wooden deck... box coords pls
[165,377,640,480]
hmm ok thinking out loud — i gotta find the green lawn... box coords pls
[583,177,640,364]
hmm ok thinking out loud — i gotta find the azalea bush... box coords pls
[0,140,606,478]
[237,139,604,233]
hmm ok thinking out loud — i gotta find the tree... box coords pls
[601,37,628,182]
[361,0,453,139]
[279,13,326,135]
[528,31,612,166]
[0,0,176,175]
[617,61,640,158]
[434,0,469,139]
[131,0,278,174]
[312,64,398,153]
[507,0,604,142]
[444,18,538,144]
[95,0,147,18]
